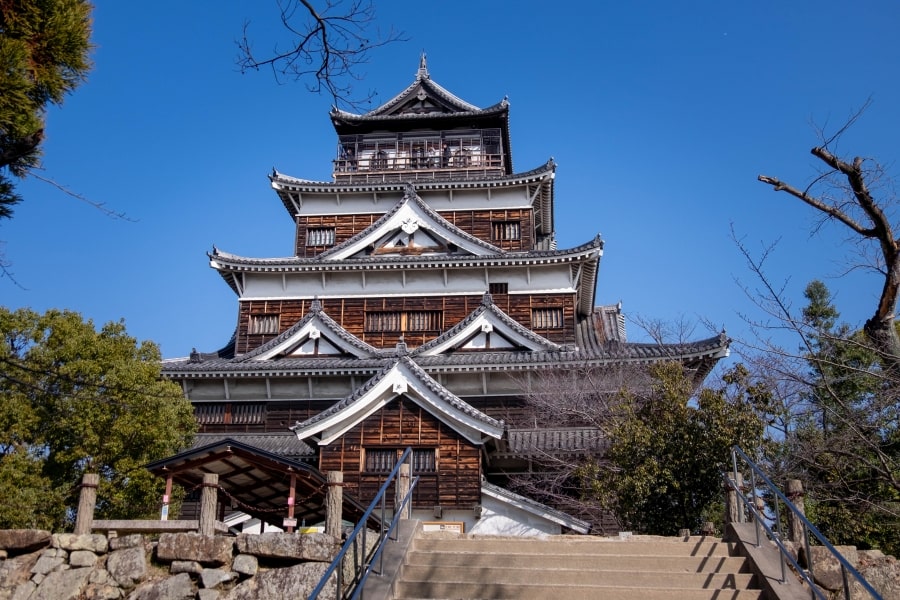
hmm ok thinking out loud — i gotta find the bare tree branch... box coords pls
[236,0,406,109]
[757,103,900,367]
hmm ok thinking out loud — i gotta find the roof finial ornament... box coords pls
[417,52,429,80]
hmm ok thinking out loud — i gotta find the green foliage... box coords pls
[588,362,766,535]
[0,307,195,529]
[0,0,93,217]
[784,280,900,554]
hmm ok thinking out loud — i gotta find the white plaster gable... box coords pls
[320,189,503,260]
[291,357,504,446]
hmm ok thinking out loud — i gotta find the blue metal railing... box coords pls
[309,447,420,600]
[726,446,881,600]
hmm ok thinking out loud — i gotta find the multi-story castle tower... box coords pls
[155,57,729,535]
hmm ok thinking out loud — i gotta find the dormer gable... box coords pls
[318,183,503,260]
[413,294,563,356]
[237,300,383,361]
[290,353,504,445]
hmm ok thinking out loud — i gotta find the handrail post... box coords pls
[326,471,344,539]
[74,473,100,535]
[199,473,218,535]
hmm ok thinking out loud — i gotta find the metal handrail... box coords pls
[309,447,420,600]
[726,446,881,600]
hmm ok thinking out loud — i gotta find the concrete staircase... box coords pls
[392,533,767,599]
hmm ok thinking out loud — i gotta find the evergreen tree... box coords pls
[585,362,766,535]
[0,0,93,218]
[788,280,900,553]
[0,307,195,529]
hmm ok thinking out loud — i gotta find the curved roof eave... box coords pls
[206,236,603,275]
[160,333,730,379]
[270,158,554,195]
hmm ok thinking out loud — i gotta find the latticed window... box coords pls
[365,311,442,332]
[412,449,436,473]
[249,313,279,335]
[365,448,397,473]
[531,307,564,329]
[194,403,264,425]
[364,448,436,473]
[194,403,225,425]
[306,227,336,246]
[492,221,521,241]
[489,282,509,295]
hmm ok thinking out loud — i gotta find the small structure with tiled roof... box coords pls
[159,56,729,535]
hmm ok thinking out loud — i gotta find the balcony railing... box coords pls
[333,151,504,183]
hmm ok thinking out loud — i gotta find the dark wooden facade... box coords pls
[237,293,577,353]
[295,208,536,258]
[318,397,482,509]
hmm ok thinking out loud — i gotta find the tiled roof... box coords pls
[269,159,555,193]
[162,332,729,378]
[290,355,504,442]
[503,428,607,457]
[190,433,315,459]
[329,56,505,122]
[209,234,601,271]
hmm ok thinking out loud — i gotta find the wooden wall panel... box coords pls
[294,208,536,257]
[318,397,481,509]
[237,294,576,353]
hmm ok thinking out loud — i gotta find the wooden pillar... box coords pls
[286,471,297,533]
[74,473,99,535]
[199,473,218,535]
[724,472,744,526]
[786,479,806,543]
[395,463,410,519]
[160,474,173,521]
[326,471,343,539]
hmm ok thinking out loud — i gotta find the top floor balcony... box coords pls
[332,129,507,184]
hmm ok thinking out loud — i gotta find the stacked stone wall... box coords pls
[0,530,340,600]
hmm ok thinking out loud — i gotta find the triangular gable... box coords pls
[339,54,483,119]
[291,355,504,445]
[413,294,562,356]
[237,300,383,361]
[318,184,503,260]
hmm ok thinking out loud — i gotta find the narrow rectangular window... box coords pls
[364,448,436,473]
[531,307,564,329]
[194,403,225,425]
[306,227,336,246]
[492,221,521,241]
[249,313,279,335]
[365,311,442,332]
[489,282,508,295]
[412,449,436,473]
[365,448,397,473]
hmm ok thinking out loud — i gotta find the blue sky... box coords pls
[3,1,900,359]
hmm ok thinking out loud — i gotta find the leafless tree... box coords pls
[757,99,900,371]
[236,0,406,108]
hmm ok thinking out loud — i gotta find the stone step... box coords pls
[412,536,735,557]
[399,564,758,589]
[404,550,752,573]
[394,581,766,600]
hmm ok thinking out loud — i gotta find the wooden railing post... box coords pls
[395,463,410,519]
[326,471,343,539]
[199,473,218,535]
[786,479,806,543]
[74,473,100,535]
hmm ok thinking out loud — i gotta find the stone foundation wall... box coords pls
[0,529,340,600]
